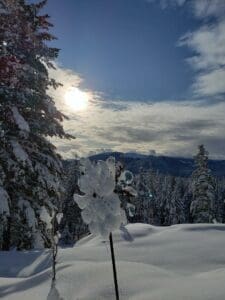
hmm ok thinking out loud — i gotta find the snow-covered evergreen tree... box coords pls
[115,162,136,223]
[214,177,225,223]
[132,170,190,226]
[133,169,155,224]
[190,145,215,223]
[60,159,88,245]
[165,177,186,225]
[0,0,73,249]
[172,177,186,224]
[160,175,174,225]
[181,178,192,223]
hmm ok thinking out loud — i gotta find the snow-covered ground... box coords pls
[1,223,225,300]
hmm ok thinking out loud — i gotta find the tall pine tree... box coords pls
[190,145,215,223]
[60,159,88,245]
[0,0,73,249]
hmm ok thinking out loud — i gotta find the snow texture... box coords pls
[39,207,52,230]
[0,186,9,215]
[1,223,225,299]
[47,282,64,300]
[118,170,134,185]
[10,140,32,167]
[18,199,36,230]
[11,106,30,133]
[33,231,45,249]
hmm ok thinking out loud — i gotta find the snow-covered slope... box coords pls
[1,223,225,299]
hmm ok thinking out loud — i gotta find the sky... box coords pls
[43,0,225,158]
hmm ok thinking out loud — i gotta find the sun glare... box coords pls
[64,87,89,111]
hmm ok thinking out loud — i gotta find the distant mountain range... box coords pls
[89,152,225,177]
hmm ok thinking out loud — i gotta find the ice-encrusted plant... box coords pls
[74,158,123,238]
[47,212,64,300]
[74,157,123,299]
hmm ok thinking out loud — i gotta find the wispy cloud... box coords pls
[179,20,225,98]
[147,0,225,18]
[146,0,186,9]
[191,0,225,19]
[49,65,225,159]
[147,0,225,99]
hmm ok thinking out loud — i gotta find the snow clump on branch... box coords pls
[74,158,122,238]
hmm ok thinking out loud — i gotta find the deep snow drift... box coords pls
[1,223,225,299]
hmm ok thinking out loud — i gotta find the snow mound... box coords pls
[1,223,225,299]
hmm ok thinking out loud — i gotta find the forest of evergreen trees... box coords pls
[60,145,225,245]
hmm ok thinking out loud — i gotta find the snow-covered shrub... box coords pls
[74,157,124,299]
[74,158,122,238]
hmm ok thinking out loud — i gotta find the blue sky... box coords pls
[46,0,200,101]
[44,0,225,158]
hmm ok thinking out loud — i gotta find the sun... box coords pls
[64,87,89,111]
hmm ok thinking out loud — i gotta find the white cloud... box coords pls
[145,1,225,98]
[48,63,83,111]
[179,20,225,98]
[193,69,225,97]
[192,0,225,19]
[48,65,225,159]
[146,0,186,9]
[179,21,225,71]
[147,0,225,18]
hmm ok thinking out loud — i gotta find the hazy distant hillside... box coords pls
[88,152,225,177]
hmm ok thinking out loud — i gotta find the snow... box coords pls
[11,106,30,133]
[0,186,9,215]
[1,223,225,299]
[123,186,137,197]
[34,162,59,190]
[47,282,64,300]
[74,159,122,238]
[118,170,134,185]
[10,140,32,167]
[18,199,36,229]
[39,207,52,230]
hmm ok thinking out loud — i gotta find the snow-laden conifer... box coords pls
[0,0,73,249]
[60,159,88,244]
[190,145,215,223]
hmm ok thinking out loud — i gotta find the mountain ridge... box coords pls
[88,151,225,177]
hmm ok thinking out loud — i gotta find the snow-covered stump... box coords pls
[74,158,124,299]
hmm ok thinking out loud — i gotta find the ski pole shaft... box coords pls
[109,232,119,300]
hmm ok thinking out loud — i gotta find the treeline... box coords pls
[131,170,225,226]
[61,145,225,245]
